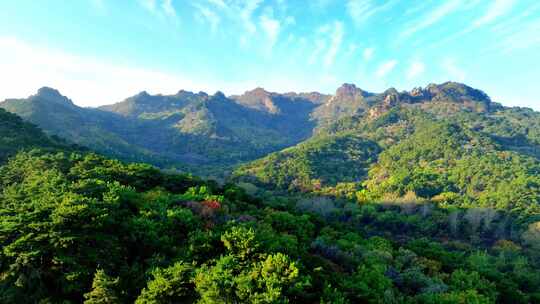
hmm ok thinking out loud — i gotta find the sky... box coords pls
[0,0,539,109]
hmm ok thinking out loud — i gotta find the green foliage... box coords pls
[83,269,120,304]
[234,132,381,190]
[1,150,540,303]
[0,108,77,163]
[135,262,194,303]
[221,226,258,260]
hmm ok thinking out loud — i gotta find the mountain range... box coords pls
[2,82,540,190]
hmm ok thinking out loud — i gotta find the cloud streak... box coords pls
[473,0,515,28]
[442,58,466,82]
[363,47,374,61]
[260,8,281,48]
[407,61,425,79]
[401,0,461,38]
[139,0,177,19]
[194,4,220,33]
[324,21,344,67]
[376,60,398,78]
[347,0,397,26]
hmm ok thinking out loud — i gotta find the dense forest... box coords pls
[2,83,540,303]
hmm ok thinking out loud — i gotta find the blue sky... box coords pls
[0,0,539,109]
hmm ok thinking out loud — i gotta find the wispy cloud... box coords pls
[311,0,335,10]
[345,43,358,56]
[406,61,425,79]
[139,0,157,13]
[308,37,326,65]
[404,1,432,16]
[203,0,264,44]
[401,0,461,38]
[237,0,262,34]
[473,0,515,28]
[347,0,398,26]
[376,59,398,78]
[194,4,220,33]
[442,58,466,82]
[428,0,518,50]
[161,0,176,17]
[497,19,540,53]
[259,8,281,48]
[363,47,374,61]
[139,0,177,20]
[324,21,344,67]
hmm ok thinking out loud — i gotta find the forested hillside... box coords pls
[1,145,540,303]
[234,87,540,217]
[0,107,79,162]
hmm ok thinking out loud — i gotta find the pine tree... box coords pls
[83,269,120,304]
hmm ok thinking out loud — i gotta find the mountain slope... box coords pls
[233,90,540,214]
[1,88,322,173]
[0,107,77,163]
[233,132,381,190]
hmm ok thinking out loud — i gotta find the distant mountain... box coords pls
[2,82,538,180]
[1,87,322,174]
[233,84,540,208]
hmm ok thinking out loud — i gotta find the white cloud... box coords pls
[311,0,334,10]
[498,19,540,53]
[139,0,157,13]
[259,8,281,48]
[347,0,397,25]
[404,1,432,16]
[474,0,515,28]
[308,38,326,65]
[345,43,358,56]
[285,16,296,26]
[238,0,262,34]
[363,47,374,60]
[194,4,220,33]
[307,21,344,67]
[376,60,398,78]
[324,21,344,67]
[442,58,466,82]
[204,0,263,44]
[0,37,207,107]
[161,0,176,17]
[407,61,425,79]
[139,0,177,19]
[402,0,461,37]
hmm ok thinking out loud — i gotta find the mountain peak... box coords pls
[213,91,226,99]
[36,87,62,97]
[335,83,369,98]
[34,87,74,105]
[232,87,279,113]
[244,87,270,97]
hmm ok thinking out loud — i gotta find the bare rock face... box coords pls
[231,87,280,114]
[383,88,400,107]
